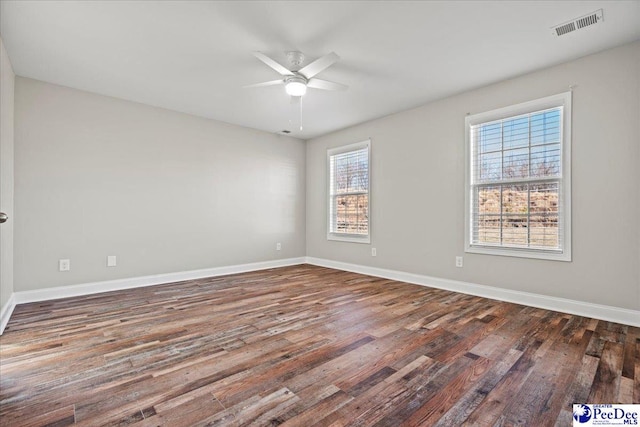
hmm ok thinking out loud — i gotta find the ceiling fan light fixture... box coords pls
[285,76,307,97]
[248,51,347,99]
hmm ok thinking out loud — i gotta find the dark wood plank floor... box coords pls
[0,264,638,426]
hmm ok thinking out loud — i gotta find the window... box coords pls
[327,140,370,243]
[465,92,571,261]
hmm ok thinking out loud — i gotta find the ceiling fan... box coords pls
[245,51,348,98]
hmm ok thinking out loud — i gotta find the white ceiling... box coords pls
[1,1,639,139]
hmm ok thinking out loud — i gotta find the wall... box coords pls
[307,41,640,311]
[0,37,15,313]
[14,78,305,291]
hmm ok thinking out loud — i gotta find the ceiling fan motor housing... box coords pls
[285,75,308,85]
[286,51,305,68]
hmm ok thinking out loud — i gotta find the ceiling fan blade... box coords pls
[298,52,339,79]
[243,79,284,89]
[252,52,294,76]
[307,78,348,91]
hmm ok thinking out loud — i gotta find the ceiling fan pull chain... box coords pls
[299,96,303,131]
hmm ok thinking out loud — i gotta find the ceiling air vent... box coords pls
[552,9,603,36]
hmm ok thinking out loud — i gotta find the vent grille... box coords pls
[552,9,603,36]
[555,22,576,36]
[576,13,599,29]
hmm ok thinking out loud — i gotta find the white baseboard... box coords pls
[11,257,306,307]
[305,257,640,327]
[3,256,637,333]
[0,293,17,335]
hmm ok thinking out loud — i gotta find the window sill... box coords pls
[327,233,371,244]
[465,244,571,262]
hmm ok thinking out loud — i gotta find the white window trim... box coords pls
[464,92,572,261]
[327,139,371,244]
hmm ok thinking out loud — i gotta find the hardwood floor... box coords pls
[0,264,638,426]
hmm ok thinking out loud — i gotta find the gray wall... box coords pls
[307,41,640,311]
[0,37,15,310]
[14,78,306,291]
[9,41,640,313]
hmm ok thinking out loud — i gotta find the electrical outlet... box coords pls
[455,256,463,268]
[276,242,281,251]
[59,259,70,272]
[371,248,377,257]
[107,255,117,267]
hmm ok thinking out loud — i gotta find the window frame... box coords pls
[327,139,371,244]
[464,92,572,261]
